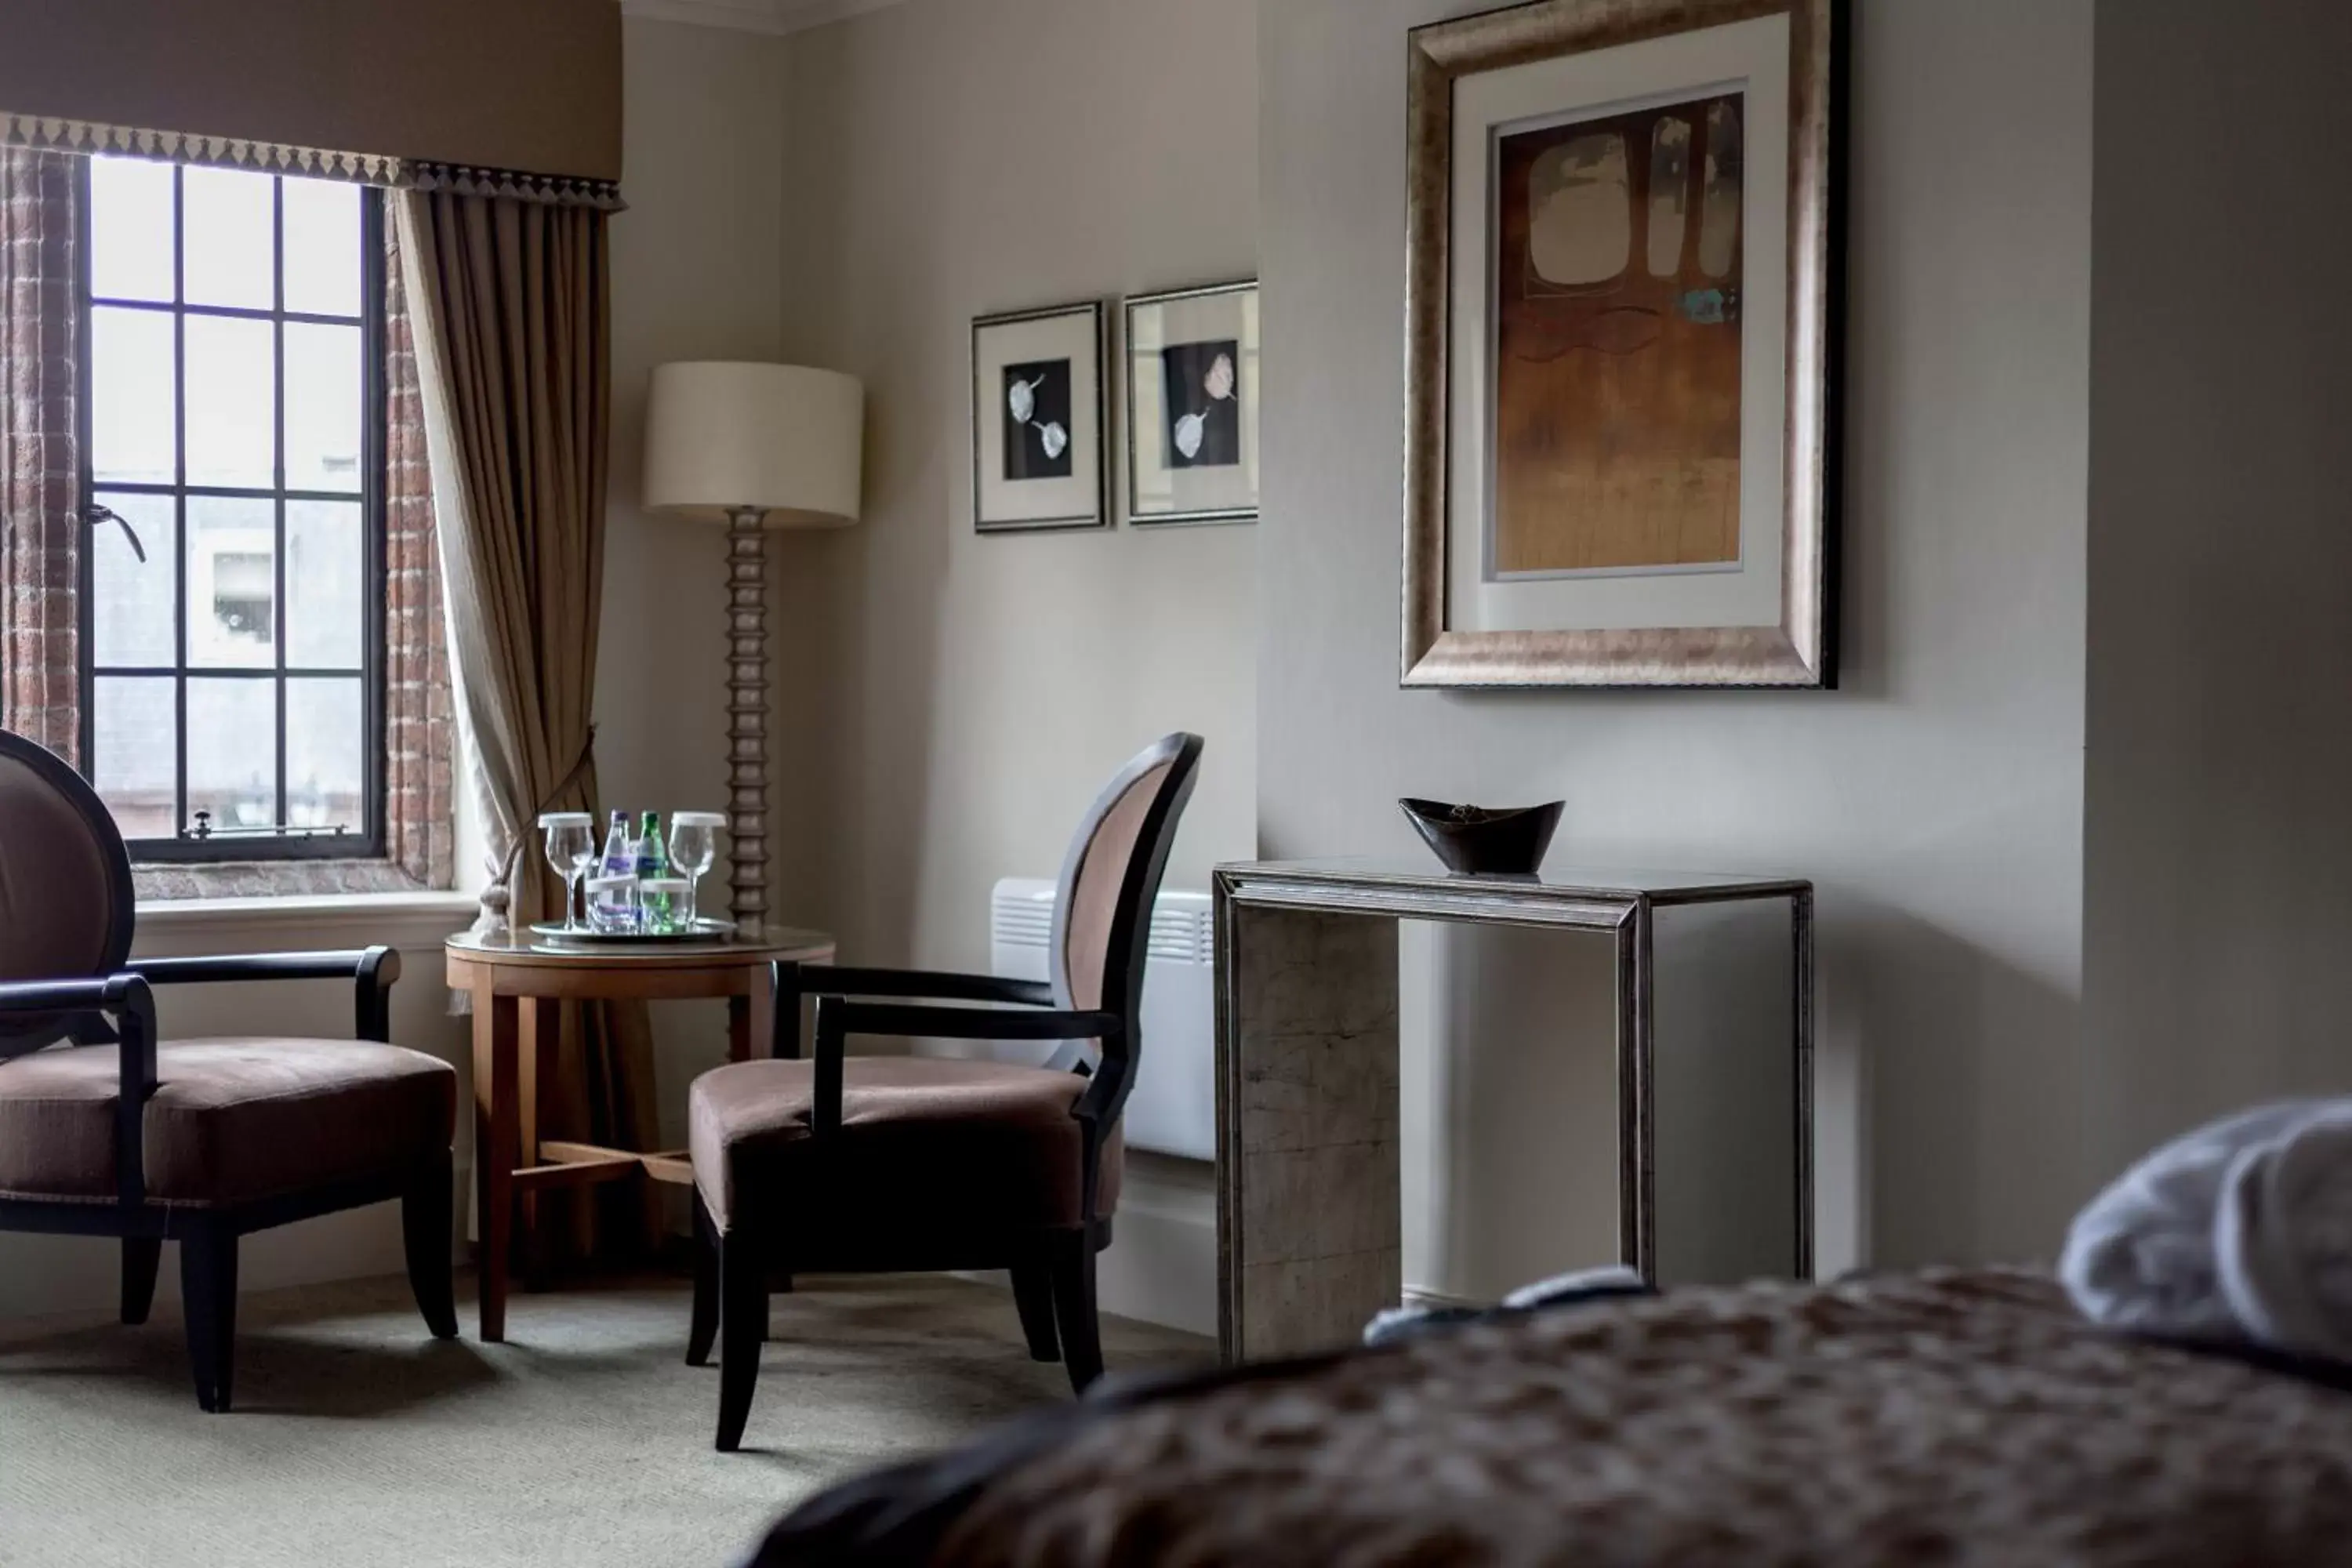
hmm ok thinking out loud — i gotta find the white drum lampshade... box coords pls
[642,361,864,938]
[643,361,863,525]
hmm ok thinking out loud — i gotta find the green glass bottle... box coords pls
[635,811,673,931]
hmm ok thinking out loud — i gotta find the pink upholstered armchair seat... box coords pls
[0,1038,454,1207]
[691,1055,1123,1235]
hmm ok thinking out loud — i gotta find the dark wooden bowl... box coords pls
[1398,798,1563,877]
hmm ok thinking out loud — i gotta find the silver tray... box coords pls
[528,919,735,946]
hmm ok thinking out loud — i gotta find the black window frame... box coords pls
[73,157,388,863]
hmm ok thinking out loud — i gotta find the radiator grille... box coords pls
[990,877,1214,1160]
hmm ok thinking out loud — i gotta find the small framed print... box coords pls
[1125,280,1259,526]
[971,301,1106,532]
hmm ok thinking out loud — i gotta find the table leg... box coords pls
[473,992,520,1343]
[1218,903,1400,1364]
[1615,905,1657,1283]
[774,961,801,1059]
[727,974,775,1065]
[1791,888,1815,1280]
[517,996,557,1284]
[726,975,782,1297]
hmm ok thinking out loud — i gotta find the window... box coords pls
[79,157,385,859]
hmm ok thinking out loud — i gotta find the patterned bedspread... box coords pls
[751,1269,2352,1566]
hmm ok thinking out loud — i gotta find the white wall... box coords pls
[1260,0,2096,1284]
[761,0,1258,1331]
[2081,0,2352,1179]
[597,15,794,1146]
[773,0,1260,978]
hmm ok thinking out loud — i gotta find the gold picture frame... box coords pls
[1403,0,1841,688]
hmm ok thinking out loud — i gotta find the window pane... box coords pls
[183,314,276,488]
[185,496,276,669]
[285,500,364,670]
[89,157,176,303]
[92,677,178,840]
[187,678,277,834]
[91,306,176,485]
[286,678,363,831]
[181,165,274,310]
[281,178,361,318]
[285,322,362,493]
[90,491,177,667]
[78,165,383,859]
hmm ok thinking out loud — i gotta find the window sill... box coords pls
[132,858,432,902]
[132,889,478,957]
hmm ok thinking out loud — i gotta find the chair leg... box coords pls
[180,1223,239,1414]
[402,1153,460,1340]
[1010,1258,1061,1363]
[1048,1232,1102,1395]
[121,1237,162,1326]
[715,1227,768,1451]
[687,1198,719,1368]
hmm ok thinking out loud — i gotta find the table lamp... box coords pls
[643,361,863,939]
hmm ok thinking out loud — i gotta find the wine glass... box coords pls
[670,811,724,928]
[538,812,596,932]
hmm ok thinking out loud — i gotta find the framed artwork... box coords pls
[971,300,1107,532]
[1403,0,1841,687]
[1125,279,1260,526]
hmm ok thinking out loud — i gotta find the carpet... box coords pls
[0,1269,1210,1568]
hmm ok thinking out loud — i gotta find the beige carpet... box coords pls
[0,1269,1209,1568]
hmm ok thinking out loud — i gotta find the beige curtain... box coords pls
[396,187,658,1258]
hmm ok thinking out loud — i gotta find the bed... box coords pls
[747,1268,2352,1566]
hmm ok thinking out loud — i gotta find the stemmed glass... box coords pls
[538,812,597,932]
[670,811,724,929]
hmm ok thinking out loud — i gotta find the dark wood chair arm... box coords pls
[768,964,1056,1060]
[807,996,1120,1138]
[128,946,401,1041]
[790,966,1056,1008]
[0,972,158,1204]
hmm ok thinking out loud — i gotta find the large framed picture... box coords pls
[1403,0,1840,687]
[1125,279,1260,526]
[971,300,1106,532]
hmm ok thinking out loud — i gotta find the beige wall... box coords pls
[1261,0,2097,1283]
[598,16,796,1142]
[2082,1,2352,1180]
[771,0,1260,983]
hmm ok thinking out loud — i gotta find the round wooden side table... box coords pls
[443,926,835,1342]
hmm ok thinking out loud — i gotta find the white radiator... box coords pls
[989,877,1215,1160]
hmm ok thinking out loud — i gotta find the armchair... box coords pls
[687,733,1204,1450]
[0,731,459,1412]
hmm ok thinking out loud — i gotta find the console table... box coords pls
[1214,858,1812,1363]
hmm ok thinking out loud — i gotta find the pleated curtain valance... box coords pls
[0,0,620,207]
[0,114,625,210]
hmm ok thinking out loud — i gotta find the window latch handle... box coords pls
[83,503,147,564]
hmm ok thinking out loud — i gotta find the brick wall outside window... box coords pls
[0,146,79,764]
[383,220,456,891]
